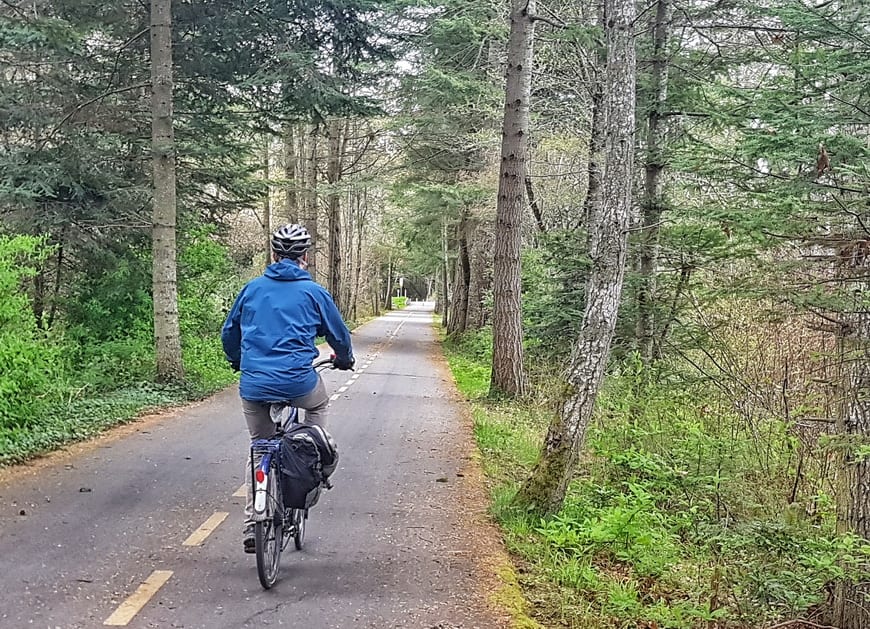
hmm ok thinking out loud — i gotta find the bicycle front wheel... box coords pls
[255,466,283,589]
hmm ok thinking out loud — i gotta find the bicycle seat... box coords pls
[269,403,299,426]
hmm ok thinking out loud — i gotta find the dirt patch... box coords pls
[427,338,543,629]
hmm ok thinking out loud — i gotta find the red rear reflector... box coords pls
[255,469,266,483]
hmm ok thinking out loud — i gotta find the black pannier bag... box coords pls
[280,424,339,509]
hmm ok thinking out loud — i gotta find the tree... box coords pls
[490,0,535,398]
[634,0,673,362]
[516,0,636,513]
[833,261,870,628]
[326,118,345,307]
[150,0,183,382]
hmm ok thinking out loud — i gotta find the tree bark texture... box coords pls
[441,219,449,328]
[635,0,673,362]
[447,207,471,337]
[468,217,493,330]
[832,264,870,628]
[516,0,636,514]
[150,0,183,382]
[326,119,342,307]
[525,165,546,234]
[582,14,606,230]
[262,140,271,268]
[351,188,368,321]
[490,0,534,398]
[305,124,319,282]
[340,175,354,315]
[283,124,297,223]
[384,257,394,311]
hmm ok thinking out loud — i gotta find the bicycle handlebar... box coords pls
[313,357,335,370]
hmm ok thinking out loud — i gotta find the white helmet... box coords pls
[271,224,312,259]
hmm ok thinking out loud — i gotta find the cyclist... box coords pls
[221,223,355,553]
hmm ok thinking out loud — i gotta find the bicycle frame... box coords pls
[250,357,337,587]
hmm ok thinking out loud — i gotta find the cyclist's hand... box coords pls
[333,356,355,371]
[230,361,240,372]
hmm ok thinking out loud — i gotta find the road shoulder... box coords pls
[427,337,542,629]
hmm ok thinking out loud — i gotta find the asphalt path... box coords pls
[0,303,504,628]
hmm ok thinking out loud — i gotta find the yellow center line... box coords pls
[182,511,229,547]
[103,570,173,626]
[232,483,246,498]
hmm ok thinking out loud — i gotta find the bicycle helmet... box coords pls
[271,223,312,260]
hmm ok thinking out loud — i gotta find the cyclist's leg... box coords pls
[290,375,329,428]
[242,399,276,530]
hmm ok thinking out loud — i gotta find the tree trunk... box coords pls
[490,0,535,398]
[635,0,673,362]
[283,124,297,223]
[525,163,546,234]
[831,262,870,628]
[515,0,636,514]
[441,219,449,328]
[305,123,319,282]
[150,0,183,382]
[326,118,343,308]
[583,11,606,229]
[448,207,471,337]
[384,256,393,311]
[468,219,494,330]
[351,188,367,322]
[47,236,64,329]
[262,140,272,268]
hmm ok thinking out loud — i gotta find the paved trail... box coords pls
[0,304,505,628]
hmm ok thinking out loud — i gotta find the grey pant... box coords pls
[242,376,329,528]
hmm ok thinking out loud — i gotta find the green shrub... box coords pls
[178,226,242,393]
[391,295,408,309]
[0,235,65,429]
[72,335,155,392]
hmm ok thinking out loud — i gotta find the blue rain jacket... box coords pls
[221,260,353,401]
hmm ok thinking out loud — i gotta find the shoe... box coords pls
[243,526,255,554]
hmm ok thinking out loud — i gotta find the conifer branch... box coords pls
[36,82,151,152]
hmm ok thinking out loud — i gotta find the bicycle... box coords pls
[250,357,335,589]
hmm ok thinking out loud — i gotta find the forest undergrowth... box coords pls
[442,323,868,628]
[0,233,239,465]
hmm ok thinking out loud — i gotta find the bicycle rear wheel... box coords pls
[255,465,283,589]
[293,509,306,550]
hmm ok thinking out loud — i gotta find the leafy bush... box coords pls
[391,295,408,309]
[178,227,240,392]
[72,336,155,392]
[0,226,242,464]
[0,235,65,429]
